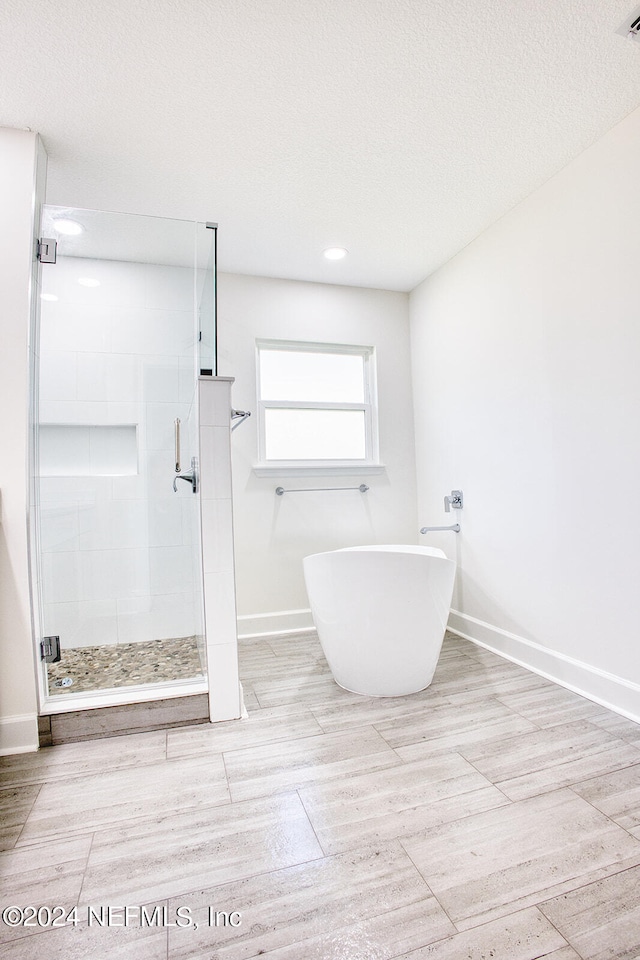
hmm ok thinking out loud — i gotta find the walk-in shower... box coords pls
[29,206,217,713]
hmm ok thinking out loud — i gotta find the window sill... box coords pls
[252,462,386,478]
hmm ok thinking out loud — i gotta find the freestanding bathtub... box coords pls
[303,545,456,697]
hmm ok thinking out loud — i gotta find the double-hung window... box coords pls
[255,339,379,472]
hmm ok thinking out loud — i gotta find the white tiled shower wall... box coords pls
[38,256,203,648]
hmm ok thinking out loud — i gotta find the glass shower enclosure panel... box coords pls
[197,222,217,376]
[34,206,211,703]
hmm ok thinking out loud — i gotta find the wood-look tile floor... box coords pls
[2,631,640,958]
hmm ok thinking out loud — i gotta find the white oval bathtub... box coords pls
[303,545,456,697]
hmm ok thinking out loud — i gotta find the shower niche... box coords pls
[29,205,237,729]
[39,424,138,477]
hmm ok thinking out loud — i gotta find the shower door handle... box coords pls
[174,418,181,473]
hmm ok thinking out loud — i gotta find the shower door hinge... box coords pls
[40,636,61,663]
[37,238,57,264]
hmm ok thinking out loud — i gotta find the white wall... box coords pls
[37,256,201,648]
[0,128,44,753]
[217,273,417,634]
[410,105,640,719]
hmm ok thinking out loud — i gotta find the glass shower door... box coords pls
[33,206,212,702]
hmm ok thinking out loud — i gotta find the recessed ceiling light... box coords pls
[323,247,348,260]
[77,277,101,287]
[52,218,83,236]
[40,293,58,302]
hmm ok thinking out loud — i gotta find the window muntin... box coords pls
[256,340,378,469]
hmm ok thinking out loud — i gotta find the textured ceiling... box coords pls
[2,0,640,290]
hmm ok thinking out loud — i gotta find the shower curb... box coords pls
[38,693,210,746]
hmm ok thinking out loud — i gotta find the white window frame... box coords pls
[253,338,383,476]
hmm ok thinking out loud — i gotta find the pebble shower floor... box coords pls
[45,636,205,694]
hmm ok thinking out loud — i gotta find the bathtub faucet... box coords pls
[420,524,460,534]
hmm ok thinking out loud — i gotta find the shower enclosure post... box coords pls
[198,375,241,722]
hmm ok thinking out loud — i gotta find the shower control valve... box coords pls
[173,456,199,494]
[444,490,463,512]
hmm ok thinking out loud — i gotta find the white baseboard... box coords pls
[448,609,640,725]
[0,713,39,755]
[237,608,315,640]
